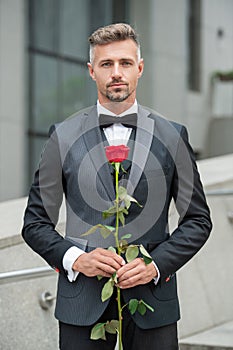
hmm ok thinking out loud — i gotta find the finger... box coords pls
[73,252,113,276]
[96,255,124,272]
[118,274,143,289]
[118,267,144,283]
[117,258,143,279]
[95,269,113,278]
[95,248,125,267]
[96,261,118,275]
[118,265,156,288]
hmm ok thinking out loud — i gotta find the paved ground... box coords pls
[179,320,233,349]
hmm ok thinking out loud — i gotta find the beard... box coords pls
[106,83,130,102]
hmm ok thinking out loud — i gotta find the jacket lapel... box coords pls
[81,106,116,201]
[127,105,154,196]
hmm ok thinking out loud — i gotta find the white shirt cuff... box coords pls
[152,261,160,285]
[63,246,85,282]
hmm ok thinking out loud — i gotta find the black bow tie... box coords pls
[99,113,137,129]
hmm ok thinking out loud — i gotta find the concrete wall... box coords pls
[177,153,233,338]
[207,117,233,157]
[0,154,233,348]
[0,0,27,201]
[130,0,233,155]
[130,0,188,125]
[187,0,233,155]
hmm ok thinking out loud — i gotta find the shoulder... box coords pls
[139,104,186,137]
[48,105,97,138]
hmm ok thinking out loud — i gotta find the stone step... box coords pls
[179,321,233,350]
[180,344,233,350]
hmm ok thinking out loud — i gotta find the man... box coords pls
[22,23,212,349]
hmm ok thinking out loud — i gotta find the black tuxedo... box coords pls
[22,104,212,330]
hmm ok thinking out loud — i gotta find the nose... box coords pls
[111,63,122,79]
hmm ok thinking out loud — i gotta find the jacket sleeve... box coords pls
[152,126,212,282]
[22,125,73,275]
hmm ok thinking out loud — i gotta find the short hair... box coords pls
[88,23,141,64]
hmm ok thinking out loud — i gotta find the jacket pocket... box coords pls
[57,273,85,298]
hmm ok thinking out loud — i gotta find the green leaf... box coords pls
[120,164,127,174]
[125,194,143,207]
[139,245,152,265]
[118,212,125,226]
[118,186,127,199]
[121,207,129,215]
[112,271,118,284]
[119,239,128,246]
[108,246,116,253]
[97,275,103,281]
[119,187,143,209]
[104,225,115,232]
[126,245,139,263]
[90,323,106,340]
[137,302,147,316]
[81,224,101,236]
[102,205,118,219]
[119,239,128,250]
[140,300,154,313]
[121,233,132,240]
[128,299,139,315]
[143,256,153,265]
[105,320,119,334]
[101,279,114,302]
[124,197,131,209]
[100,226,113,239]
[82,224,115,239]
[139,245,151,257]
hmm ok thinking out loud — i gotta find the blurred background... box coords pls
[0,1,233,349]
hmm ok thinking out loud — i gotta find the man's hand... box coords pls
[116,258,158,289]
[72,248,125,278]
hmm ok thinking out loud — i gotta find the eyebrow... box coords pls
[99,57,135,63]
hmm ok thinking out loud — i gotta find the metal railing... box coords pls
[205,189,233,196]
[0,266,54,285]
[0,266,56,309]
[205,189,233,223]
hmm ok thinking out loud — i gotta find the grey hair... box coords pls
[88,23,141,64]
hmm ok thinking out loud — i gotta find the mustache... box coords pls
[106,80,128,87]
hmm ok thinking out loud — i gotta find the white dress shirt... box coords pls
[63,101,160,283]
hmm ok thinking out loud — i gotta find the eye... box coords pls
[121,61,132,67]
[101,62,112,67]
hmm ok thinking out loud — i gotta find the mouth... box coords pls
[108,83,127,88]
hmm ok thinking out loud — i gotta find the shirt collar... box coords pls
[97,100,138,117]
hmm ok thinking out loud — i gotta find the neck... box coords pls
[98,100,135,115]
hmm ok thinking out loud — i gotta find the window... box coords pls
[28,0,129,180]
[188,0,201,92]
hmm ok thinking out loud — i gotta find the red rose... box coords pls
[105,145,130,163]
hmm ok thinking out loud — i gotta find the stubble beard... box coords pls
[106,86,130,102]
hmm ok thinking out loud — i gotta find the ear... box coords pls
[87,62,96,81]
[138,59,144,78]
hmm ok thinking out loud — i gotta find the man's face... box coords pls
[88,39,144,106]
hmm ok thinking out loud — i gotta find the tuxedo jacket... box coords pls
[22,104,212,329]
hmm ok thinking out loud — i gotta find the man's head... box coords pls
[88,23,141,64]
[87,23,144,109]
